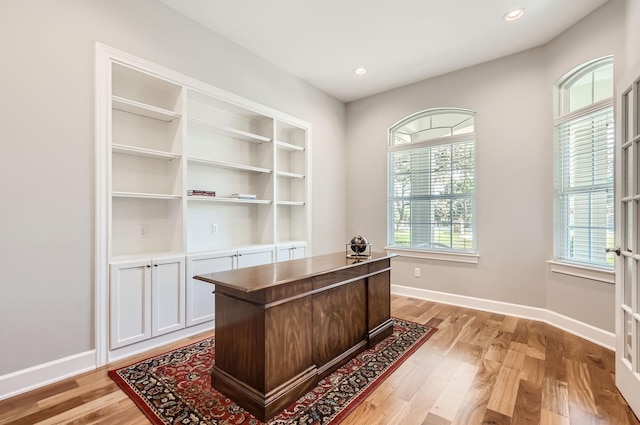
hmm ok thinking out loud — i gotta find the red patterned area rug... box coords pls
[108,318,436,425]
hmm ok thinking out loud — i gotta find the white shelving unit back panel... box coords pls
[276,204,307,243]
[112,153,182,196]
[112,110,182,154]
[276,175,305,203]
[187,123,272,170]
[276,148,305,176]
[186,201,272,252]
[188,91,273,140]
[112,63,182,112]
[276,121,306,148]
[111,197,183,258]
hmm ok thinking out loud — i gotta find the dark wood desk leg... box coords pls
[367,266,393,347]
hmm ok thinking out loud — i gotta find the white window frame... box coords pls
[552,56,614,280]
[386,108,477,263]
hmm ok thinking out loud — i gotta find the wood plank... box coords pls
[503,344,527,370]
[394,350,444,402]
[367,345,441,407]
[421,412,451,425]
[406,374,450,414]
[481,408,512,425]
[526,322,547,360]
[429,362,479,420]
[487,366,523,417]
[501,315,519,333]
[25,391,128,425]
[565,358,597,415]
[541,378,569,417]
[540,409,571,425]
[370,394,410,425]
[523,355,545,386]
[511,319,530,344]
[339,401,381,425]
[511,379,542,425]
[452,359,501,424]
[543,327,567,383]
[484,331,513,363]
[567,405,602,425]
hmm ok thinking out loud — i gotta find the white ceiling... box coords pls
[156,0,609,102]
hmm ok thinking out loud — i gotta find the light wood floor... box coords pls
[1,296,638,425]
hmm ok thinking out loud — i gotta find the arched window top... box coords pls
[557,56,613,115]
[389,108,475,147]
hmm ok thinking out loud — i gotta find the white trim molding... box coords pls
[547,260,615,284]
[391,284,615,351]
[385,247,480,264]
[0,321,214,401]
[0,350,96,401]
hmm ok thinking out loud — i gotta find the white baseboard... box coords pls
[107,321,214,363]
[391,284,615,351]
[0,350,96,401]
[0,321,215,402]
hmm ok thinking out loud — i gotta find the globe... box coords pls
[349,234,369,254]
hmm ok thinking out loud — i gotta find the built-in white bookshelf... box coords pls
[96,44,310,361]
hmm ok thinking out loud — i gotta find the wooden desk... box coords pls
[194,252,395,421]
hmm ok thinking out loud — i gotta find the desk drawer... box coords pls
[312,264,368,289]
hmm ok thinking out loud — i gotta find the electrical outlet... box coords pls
[212,224,219,234]
[140,224,148,239]
[414,267,420,278]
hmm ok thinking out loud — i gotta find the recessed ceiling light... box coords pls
[354,67,367,76]
[504,8,525,22]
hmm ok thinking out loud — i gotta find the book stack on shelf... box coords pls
[230,193,257,200]
[188,190,216,197]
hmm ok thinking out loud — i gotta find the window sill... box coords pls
[385,247,479,264]
[547,260,614,284]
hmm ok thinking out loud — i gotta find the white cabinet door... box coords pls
[276,243,306,262]
[237,247,275,268]
[185,252,234,327]
[151,257,185,337]
[291,244,306,260]
[276,246,292,262]
[109,260,152,349]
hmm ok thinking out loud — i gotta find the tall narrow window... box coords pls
[554,57,614,269]
[387,109,476,252]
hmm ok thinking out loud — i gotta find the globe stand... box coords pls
[346,242,371,262]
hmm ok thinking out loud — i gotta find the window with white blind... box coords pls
[387,109,476,253]
[554,57,614,269]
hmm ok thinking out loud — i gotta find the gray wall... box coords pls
[346,0,625,332]
[0,0,346,375]
[625,0,640,71]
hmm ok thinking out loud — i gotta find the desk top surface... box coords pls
[194,251,395,293]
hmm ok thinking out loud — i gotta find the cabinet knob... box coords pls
[154,264,158,267]
[146,265,151,268]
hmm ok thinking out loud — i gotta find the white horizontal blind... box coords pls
[388,139,475,251]
[554,106,614,268]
